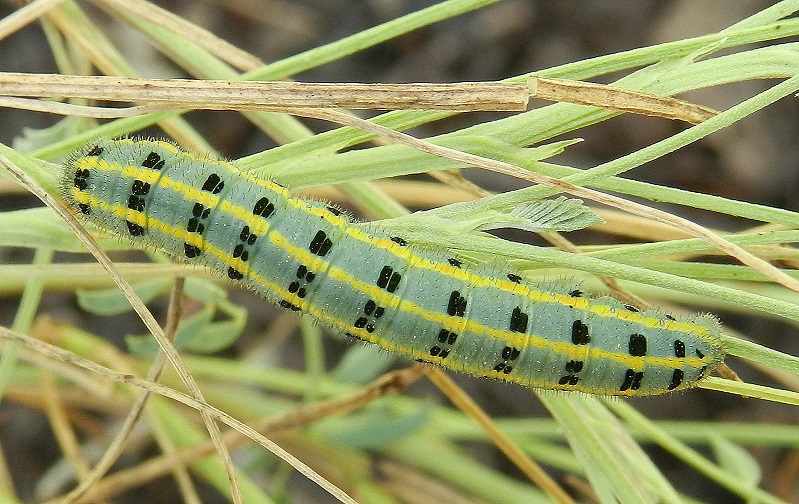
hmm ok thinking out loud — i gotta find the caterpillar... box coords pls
[61,138,724,396]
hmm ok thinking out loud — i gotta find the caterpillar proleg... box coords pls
[62,138,724,396]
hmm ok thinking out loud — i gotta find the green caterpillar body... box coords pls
[62,138,724,396]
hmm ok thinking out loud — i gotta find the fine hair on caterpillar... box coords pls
[62,138,725,396]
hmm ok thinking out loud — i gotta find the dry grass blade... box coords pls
[0,96,167,118]
[426,368,576,504]
[94,0,265,71]
[0,72,717,121]
[0,72,531,111]
[530,77,718,124]
[0,0,66,41]
[58,279,190,503]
